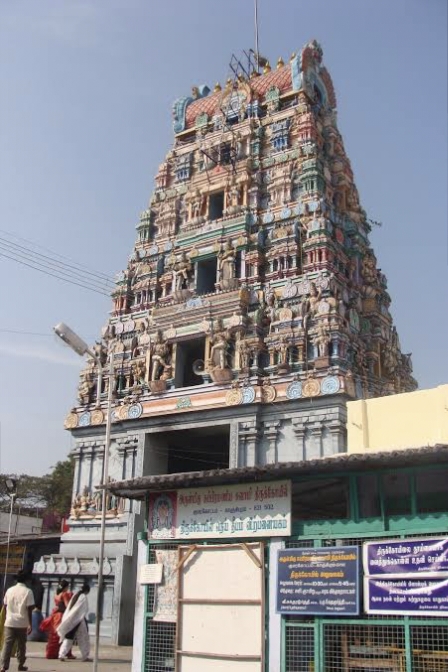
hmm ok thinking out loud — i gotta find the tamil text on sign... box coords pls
[365,577,448,616]
[277,547,360,616]
[364,537,448,576]
[148,480,291,539]
[363,537,448,616]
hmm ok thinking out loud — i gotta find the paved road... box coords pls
[20,642,132,672]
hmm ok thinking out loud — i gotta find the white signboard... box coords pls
[139,563,163,585]
[148,480,291,539]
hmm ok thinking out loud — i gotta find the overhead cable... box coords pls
[0,250,110,297]
[0,237,114,290]
[0,228,114,283]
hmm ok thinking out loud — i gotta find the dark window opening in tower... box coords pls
[167,425,229,472]
[196,257,217,295]
[174,337,206,388]
[116,375,126,393]
[145,426,230,476]
[259,351,269,369]
[209,191,224,220]
[225,115,238,127]
[235,251,242,278]
[220,142,232,164]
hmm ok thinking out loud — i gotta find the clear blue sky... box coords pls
[0,0,446,475]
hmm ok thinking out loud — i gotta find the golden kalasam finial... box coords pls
[226,77,232,87]
[214,82,222,92]
[277,57,284,69]
[290,52,297,61]
[263,61,271,74]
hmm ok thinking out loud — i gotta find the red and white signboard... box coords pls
[148,480,291,540]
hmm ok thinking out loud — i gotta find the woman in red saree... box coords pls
[40,581,75,659]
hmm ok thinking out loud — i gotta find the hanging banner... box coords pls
[365,577,448,616]
[148,480,291,540]
[277,547,360,616]
[363,538,448,576]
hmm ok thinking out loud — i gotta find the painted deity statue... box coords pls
[189,188,204,221]
[308,282,322,317]
[78,372,94,405]
[172,251,192,290]
[132,359,146,385]
[151,331,171,381]
[219,240,236,282]
[209,320,231,370]
[237,335,252,371]
[226,177,243,215]
[315,321,331,357]
[276,335,290,366]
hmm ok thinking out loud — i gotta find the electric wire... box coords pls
[0,237,115,291]
[0,250,110,297]
[0,228,114,284]
[0,236,113,284]
[0,247,110,296]
[0,245,110,295]
[0,329,98,339]
[0,329,53,337]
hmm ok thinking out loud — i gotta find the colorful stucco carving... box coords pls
[67,40,416,428]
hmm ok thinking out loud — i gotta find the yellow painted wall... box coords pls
[347,385,448,453]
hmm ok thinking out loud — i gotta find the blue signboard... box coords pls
[277,547,360,615]
[364,537,448,576]
[365,577,448,616]
[363,537,448,616]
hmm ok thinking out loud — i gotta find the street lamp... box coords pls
[54,322,114,672]
[3,477,18,596]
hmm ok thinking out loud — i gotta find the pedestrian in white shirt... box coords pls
[57,584,92,662]
[0,571,34,672]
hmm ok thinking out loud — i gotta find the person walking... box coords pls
[0,571,35,672]
[39,580,75,659]
[57,584,91,662]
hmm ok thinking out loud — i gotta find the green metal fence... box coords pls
[282,535,448,672]
[142,542,177,672]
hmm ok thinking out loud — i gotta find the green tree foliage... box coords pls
[0,457,74,520]
[41,458,75,516]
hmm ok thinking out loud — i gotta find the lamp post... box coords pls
[3,477,18,597]
[54,322,114,672]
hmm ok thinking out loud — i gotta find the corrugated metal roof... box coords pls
[104,445,448,500]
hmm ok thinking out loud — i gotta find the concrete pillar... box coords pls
[131,538,147,672]
[269,539,284,672]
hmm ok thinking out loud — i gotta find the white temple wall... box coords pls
[46,397,348,644]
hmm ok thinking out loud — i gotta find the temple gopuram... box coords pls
[39,41,417,643]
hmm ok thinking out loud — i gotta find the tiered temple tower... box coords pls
[39,41,417,643]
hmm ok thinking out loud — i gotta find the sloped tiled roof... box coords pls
[104,445,448,499]
[185,92,222,128]
[184,64,293,130]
